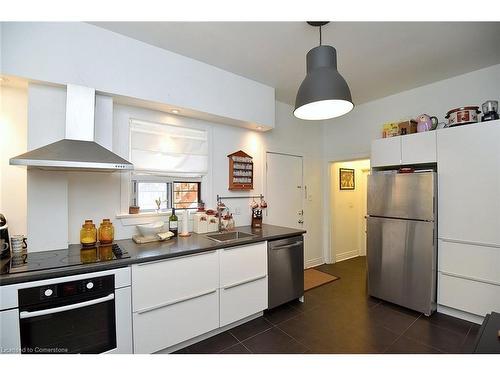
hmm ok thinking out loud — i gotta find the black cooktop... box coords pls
[1,243,130,275]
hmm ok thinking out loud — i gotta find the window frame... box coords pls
[172,181,202,210]
[130,177,202,213]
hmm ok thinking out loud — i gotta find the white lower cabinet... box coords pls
[131,242,269,353]
[438,273,500,317]
[219,242,268,326]
[133,290,219,354]
[220,276,268,327]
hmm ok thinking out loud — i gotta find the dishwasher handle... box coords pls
[270,241,303,251]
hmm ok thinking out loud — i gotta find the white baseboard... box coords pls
[437,304,484,325]
[305,257,324,269]
[335,250,359,262]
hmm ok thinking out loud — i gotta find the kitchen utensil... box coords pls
[260,198,268,208]
[132,231,174,244]
[136,221,165,237]
[0,213,10,259]
[250,198,259,209]
[481,100,499,122]
[446,106,480,126]
[416,115,433,133]
[252,208,263,228]
[10,235,27,254]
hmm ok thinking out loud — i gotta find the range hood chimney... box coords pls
[10,85,133,172]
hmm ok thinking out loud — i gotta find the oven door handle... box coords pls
[19,293,115,319]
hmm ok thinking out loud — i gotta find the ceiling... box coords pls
[91,22,500,106]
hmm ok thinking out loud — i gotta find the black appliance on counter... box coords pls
[0,214,10,259]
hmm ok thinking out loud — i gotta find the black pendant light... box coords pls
[294,22,353,120]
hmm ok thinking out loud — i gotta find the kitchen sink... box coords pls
[206,231,255,243]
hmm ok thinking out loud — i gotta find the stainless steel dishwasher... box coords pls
[268,235,304,309]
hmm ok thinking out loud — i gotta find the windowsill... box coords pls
[116,210,195,226]
[116,211,171,219]
[116,211,171,226]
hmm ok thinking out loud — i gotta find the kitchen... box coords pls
[1,9,500,372]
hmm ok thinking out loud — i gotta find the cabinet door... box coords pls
[401,132,437,165]
[133,289,219,353]
[438,239,500,284]
[219,242,267,287]
[220,276,268,326]
[219,243,268,326]
[438,273,500,317]
[437,123,500,245]
[371,137,401,167]
[131,250,219,312]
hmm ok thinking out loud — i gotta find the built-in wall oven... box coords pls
[0,268,132,354]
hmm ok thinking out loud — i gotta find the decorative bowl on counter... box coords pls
[136,221,165,237]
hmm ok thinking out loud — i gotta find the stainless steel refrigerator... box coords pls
[366,172,437,316]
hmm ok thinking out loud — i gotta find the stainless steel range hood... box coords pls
[10,85,133,172]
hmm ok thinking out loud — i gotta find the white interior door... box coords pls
[265,152,303,229]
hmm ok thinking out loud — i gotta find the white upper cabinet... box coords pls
[371,137,401,167]
[437,122,500,245]
[401,132,437,165]
[371,132,438,168]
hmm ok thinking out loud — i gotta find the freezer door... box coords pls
[367,172,435,220]
[366,216,437,315]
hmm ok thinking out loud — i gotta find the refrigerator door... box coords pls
[367,172,435,221]
[367,216,437,315]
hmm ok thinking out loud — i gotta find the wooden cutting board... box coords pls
[132,234,173,244]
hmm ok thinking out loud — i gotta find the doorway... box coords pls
[329,159,370,262]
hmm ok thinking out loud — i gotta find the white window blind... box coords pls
[129,119,208,176]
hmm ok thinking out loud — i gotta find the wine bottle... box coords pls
[169,207,178,237]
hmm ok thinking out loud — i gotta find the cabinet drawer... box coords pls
[131,251,219,312]
[438,240,500,284]
[371,137,401,167]
[438,273,500,317]
[133,289,219,353]
[220,242,267,287]
[401,131,436,165]
[220,276,268,327]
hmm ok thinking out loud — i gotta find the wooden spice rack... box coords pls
[228,150,253,190]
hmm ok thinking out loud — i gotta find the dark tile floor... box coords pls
[174,256,480,354]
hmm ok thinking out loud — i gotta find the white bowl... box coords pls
[137,221,166,237]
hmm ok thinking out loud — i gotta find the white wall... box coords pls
[330,159,370,262]
[322,63,500,161]
[1,22,275,129]
[15,85,324,266]
[0,85,27,236]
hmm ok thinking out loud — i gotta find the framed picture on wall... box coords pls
[339,168,355,190]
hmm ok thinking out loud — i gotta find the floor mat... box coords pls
[304,268,340,291]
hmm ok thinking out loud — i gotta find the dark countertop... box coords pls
[0,224,305,286]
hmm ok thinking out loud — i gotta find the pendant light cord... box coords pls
[319,25,322,46]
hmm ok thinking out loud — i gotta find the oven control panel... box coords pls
[19,275,115,307]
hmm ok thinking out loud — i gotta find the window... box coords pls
[173,182,201,209]
[128,119,207,213]
[132,180,200,212]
